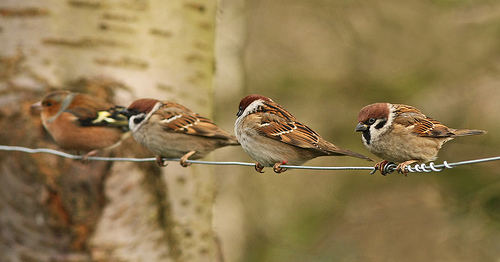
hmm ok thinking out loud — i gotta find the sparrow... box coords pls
[355,103,487,175]
[235,94,373,173]
[31,90,130,160]
[120,98,240,167]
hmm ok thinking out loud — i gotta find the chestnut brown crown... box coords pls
[357,103,390,123]
[123,98,160,116]
[237,94,273,117]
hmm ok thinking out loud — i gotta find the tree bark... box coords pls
[0,0,219,261]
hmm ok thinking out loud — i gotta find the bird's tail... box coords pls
[452,129,487,137]
[320,140,373,161]
[227,139,241,146]
[223,135,240,146]
[330,147,374,161]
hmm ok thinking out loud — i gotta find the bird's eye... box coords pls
[45,102,52,107]
[368,118,376,124]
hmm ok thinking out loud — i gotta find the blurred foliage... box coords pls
[216,0,500,261]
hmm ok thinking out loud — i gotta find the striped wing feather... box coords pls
[393,104,454,138]
[256,112,323,150]
[157,102,234,139]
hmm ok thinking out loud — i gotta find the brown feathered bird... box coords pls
[31,90,129,159]
[356,103,487,175]
[235,94,373,173]
[121,98,240,167]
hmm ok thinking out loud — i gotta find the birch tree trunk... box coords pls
[0,0,219,261]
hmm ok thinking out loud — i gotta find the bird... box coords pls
[120,98,240,167]
[31,90,130,160]
[355,103,487,175]
[235,94,373,173]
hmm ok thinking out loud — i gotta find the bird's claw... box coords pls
[156,156,168,167]
[254,163,265,173]
[180,158,191,167]
[273,161,288,174]
[396,160,418,177]
[179,150,196,167]
[372,160,390,175]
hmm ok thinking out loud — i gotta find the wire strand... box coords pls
[0,145,498,174]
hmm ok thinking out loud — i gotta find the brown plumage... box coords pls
[122,98,239,167]
[236,94,373,173]
[356,103,487,175]
[31,90,129,159]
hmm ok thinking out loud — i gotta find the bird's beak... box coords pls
[236,108,243,117]
[119,108,132,118]
[30,101,43,114]
[355,123,368,132]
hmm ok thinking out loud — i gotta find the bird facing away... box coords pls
[235,94,373,173]
[121,98,240,167]
[355,103,487,175]
[31,90,129,160]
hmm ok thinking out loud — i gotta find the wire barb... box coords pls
[0,145,498,174]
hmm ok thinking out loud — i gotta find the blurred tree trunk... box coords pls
[212,0,247,261]
[0,1,219,261]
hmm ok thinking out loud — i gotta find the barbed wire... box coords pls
[0,145,498,174]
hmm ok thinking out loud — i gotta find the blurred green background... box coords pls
[213,0,500,261]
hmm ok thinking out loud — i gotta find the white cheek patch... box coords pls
[370,119,388,138]
[129,102,162,132]
[368,112,394,143]
[236,100,263,130]
[129,114,144,132]
[242,100,264,118]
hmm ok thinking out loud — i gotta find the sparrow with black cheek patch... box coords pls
[31,90,130,160]
[235,94,373,173]
[121,98,240,167]
[355,103,487,175]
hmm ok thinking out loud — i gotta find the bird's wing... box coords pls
[393,104,454,138]
[156,102,235,140]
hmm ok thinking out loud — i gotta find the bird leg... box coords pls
[180,150,196,167]
[372,160,390,175]
[396,160,418,176]
[156,156,168,167]
[273,160,288,174]
[81,150,98,164]
[254,163,265,173]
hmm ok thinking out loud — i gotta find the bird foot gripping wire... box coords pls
[1,145,495,173]
[371,161,397,175]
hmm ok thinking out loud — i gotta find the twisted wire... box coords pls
[0,145,498,173]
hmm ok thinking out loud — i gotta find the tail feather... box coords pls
[322,145,373,161]
[330,148,374,162]
[227,139,241,146]
[225,136,241,146]
[452,129,487,137]
[319,139,373,161]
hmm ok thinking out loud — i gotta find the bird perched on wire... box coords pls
[120,98,240,167]
[31,90,129,160]
[235,94,373,173]
[355,103,487,175]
